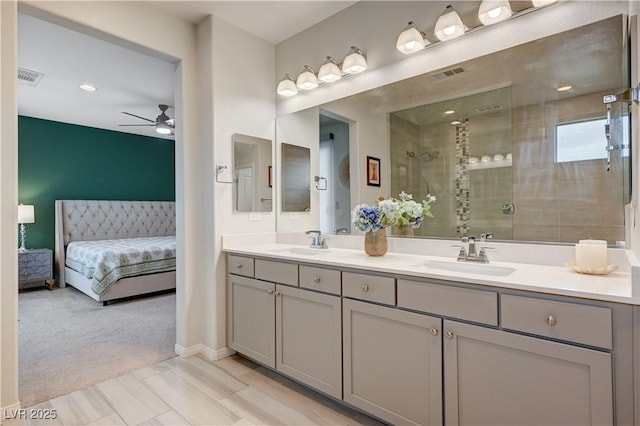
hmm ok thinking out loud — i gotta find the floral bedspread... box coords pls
[65,236,176,295]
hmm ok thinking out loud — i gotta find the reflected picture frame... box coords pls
[367,156,381,187]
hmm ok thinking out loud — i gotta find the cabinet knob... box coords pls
[545,315,557,326]
[430,328,439,337]
[445,331,454,340]
[267,289,274,295]
[274,291,281,297]
[361,284,369,292]
[313,276,321,283]
[235,263,243,269]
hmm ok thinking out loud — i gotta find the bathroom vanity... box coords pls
[223,234,639,426]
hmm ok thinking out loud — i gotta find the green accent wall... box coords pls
[18,116,175,250]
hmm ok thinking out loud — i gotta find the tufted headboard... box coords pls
[54,200,176,287]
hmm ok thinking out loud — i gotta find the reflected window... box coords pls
[555,118,607,163]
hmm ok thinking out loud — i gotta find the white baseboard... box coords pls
[1,401,22,424]
[174,344,235,361]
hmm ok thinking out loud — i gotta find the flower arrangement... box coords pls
[351,191,436,232]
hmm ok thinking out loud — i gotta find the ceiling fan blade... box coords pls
[121,111,155,123]
[118,124,156,127]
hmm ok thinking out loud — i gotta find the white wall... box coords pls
[0,0,19,411]
[210,15,276,352]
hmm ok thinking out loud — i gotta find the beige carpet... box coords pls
[18,286,176,407]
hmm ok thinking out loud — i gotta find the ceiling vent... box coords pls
[17,68,44,87]
[475,104,503,113]
[432,67,464,80]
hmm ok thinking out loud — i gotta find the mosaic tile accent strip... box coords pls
[455,119,470,237]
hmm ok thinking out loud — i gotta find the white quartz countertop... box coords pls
[222,235,640,305]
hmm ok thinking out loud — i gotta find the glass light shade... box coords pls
[318,57,342,83]
[478,0,512,25]
[342,46,368,74]
[296,65,319,90]
[532,0,557,6]
[396,21,428,54]
[156,122,172,135]
[18,204,35,224]
[276,73,298,96]
[434,5,467,41]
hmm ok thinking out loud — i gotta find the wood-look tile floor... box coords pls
[5,355,384,426]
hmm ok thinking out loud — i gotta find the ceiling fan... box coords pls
[119,104,175,135]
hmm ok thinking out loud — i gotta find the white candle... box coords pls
[575,241,608,270]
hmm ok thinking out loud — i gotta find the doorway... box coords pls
[319,113,351,234]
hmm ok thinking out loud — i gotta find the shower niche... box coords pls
[390,86,514,239]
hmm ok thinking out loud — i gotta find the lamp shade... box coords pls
[276,74,298,96]
[318,57,342,83]
[18,204,35,224]
[342,46,368,74]
[434,5,467,41]
[296,65,319,90]
[396,21,428,54]
[478,0,512,25]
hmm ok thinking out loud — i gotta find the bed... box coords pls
[55,200,176,305]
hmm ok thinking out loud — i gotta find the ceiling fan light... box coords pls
[435,5,467,41]
[156,121,172,135]
[478,0,512,25]
[396,21,428,54]
[318,57,342,83]
[296,65,319,90]
[277,73,298,96]
[342,46,368,75]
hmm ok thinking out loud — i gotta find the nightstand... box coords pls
[19,248,55,290]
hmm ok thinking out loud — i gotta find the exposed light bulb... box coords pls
[396,21,428,55]
[443,25,456,36]
[478,0,513,26]
[487,7,502,18]
[435,6,466,41]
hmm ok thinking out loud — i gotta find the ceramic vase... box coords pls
[364,228,388,256]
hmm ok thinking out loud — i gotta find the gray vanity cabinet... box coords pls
[227,274,276,368]
[276,284,342,399]
[228,259,342,399]
[443,320,613,426]
[343,298,443,426]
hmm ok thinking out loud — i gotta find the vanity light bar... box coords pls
[396,0,558,55]
[277,46,368,97]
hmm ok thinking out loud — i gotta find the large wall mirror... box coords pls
[276,15,631,245]
[281,143,311,212]
[233,133,273,212]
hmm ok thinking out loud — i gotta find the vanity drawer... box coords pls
[342,272,395,306]
[501,294,612,349]
[397,279,498,326]
[228,255,254,277]
[255,259,298,286]
[299,266,341,295]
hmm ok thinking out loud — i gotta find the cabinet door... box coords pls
[343,298,442,426]
[443,320,613,426]
[228,274,276,368]
[276,284,342,399]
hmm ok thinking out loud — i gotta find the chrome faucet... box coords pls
[452,236,491,263]
[306,230,328,249]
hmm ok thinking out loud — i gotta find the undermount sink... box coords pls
[273,247,333,256]
[421,260,516,277]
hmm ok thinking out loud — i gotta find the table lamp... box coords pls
[18,204,35,252]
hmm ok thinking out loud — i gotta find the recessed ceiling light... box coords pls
[557,85,572,92]
[444,110,456,115]
[450,119,463,125]
[79,84,97,92]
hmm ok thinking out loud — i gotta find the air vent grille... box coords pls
[475,104,503,113]
[432,67,464,80]
[18,68,44,86]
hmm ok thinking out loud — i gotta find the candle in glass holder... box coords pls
[575,239,608,270]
